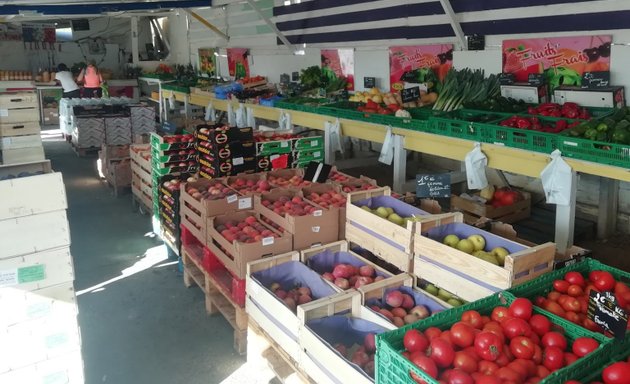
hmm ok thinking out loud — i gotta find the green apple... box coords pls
[384,207,394,215]
[467,234,486,251]
[491,247,509,266]
[472,250,486,258]
[447,298,463,307]
[374,206,389,218]
[479,253,499,265]
[360,205,372,212]
[442,234,460,248]
[437,288,452,301]
[424,284,439,296]
[456,239,475,254]
[387,213,405,226]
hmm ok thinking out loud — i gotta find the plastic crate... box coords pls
[477,122,558,154]
[376,293,612,384]
[203,245,246,307]
[574,347,630,383]
[162,83,192,94]
[426,116,486,142]
[556,135,630,168]
[505,258,630,351]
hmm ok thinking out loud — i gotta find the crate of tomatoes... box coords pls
[376,293,612,384]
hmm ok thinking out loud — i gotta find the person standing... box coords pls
[54,63,80,98]
[77,61,103,98]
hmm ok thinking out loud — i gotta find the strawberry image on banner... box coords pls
[388,44,453,92]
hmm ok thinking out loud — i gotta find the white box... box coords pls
[0,122,40,137]
[0,246,74,292]
[553,86,625,108]
[0,210,70,259]
[0,281,77,328]
[0,349,84,383]
[0,108,39,124]
[0,134,42,150]
[500,84,548,104]
[0,92,38,108]
[0,172,66,221]
[0,146,45,165]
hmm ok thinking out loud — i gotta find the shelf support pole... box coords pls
[393,134,406,193]
[597,177,619,238]
[555,170,577,254]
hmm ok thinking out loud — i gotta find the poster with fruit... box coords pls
[321,49,355,91]
[198,48,216,76]
[502,35,612,91]
[389,44,453,92]
[227,48,250,80]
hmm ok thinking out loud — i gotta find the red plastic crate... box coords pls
[202,245,246,308]
[181,223,204,248]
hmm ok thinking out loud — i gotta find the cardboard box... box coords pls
[0,134,42,150]
[223,173,269,196]
[195,124,253,145]
[101,144,130,160]
[42,108,59,125]
[106,159,131,187]
[255,153,291,172]
[254,189,339,250]
[0,146,45,165]
[0,122,41,138]
[197,140,256,159]
[0,246,73,294]
[0,350,84,384]
[0,171,66,221]
[206,210,293,279]
[301,183,347,239]
[0,210,70,259]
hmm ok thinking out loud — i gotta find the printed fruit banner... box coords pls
[321,49,355,91]
[227,48,250,80]
[198,48,217,76]
[389,44,453,92]
[502,35,612,90]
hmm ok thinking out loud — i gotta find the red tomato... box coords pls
[543,300,567,317]
[474,332,503,361]
[462,346,480,361]
[515,358,537,377]
[439,330,455,347]
[593,271,616,292]
[583,318,603,333]
[548,291,562,301]
[497,367,521,382]
[409,352,438,383]
[525,378,542,384]
[564,381,581,384]
[491,307,511,323]
[567,284,584,297]
[542,332,567,350]
[425,327,442,340]
[529,314,552,337]
[564,352,579,366]
[502,317,532,339]
[589,270,602,282]
[564,271,585,287]
[509,298,533,321]
[532,344,543,365]
[495,350,511,367]
[553,279,570,293]
[506,361,528,382]
[446,368,474,384]
[451,322,476,348]
[478,360,500,375]
[427,338,455,368]
[560,297,581,312]
[602,362,630,384]
[483,322,506,344]
[572,337,599,357]
[452,351,478,374]
[564,311,580,324]
[475,376,501,384]
[461,310,483,329]
[543,346,565,371]
[534,296,547,307]
[536,364,550,379]
[404,329,429,353]
[510,336,536,360]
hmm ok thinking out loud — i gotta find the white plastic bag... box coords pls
[378,126,394,165]
[325,118,343,154]
[464,142,488,189]
[235,103,247,128]
[279,111,292,131]
[204,101,215,122]
[540,150,573,205]
[227,103,235,126]
[168,93,176,110]
[246,107,256,129]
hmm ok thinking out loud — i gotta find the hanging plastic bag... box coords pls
[325,118,343,154]
[204,101,215,122]
[168,93,176,110]
[378,126,394,165]
[464,142,488,189]
[246,106,256,130]
[235,103,247,128]
[279,110,292,131]
[540,149,573,205]
[227,103,235,126]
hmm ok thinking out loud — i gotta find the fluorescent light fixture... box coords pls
[283,0,290,5]
[294,49,305,55]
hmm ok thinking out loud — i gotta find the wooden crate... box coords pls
[0,122,41,137]
[0,92,38,108]
[451,191,531,224]
[0,108,39,124]
[1,146,45,165]
[0,247,73,292]
[297,291,395,384]
[253,189,339,250]
[0,210,70,259]
[412,214,556,302]
[246,251,341,360]
[101,144,130,160]
[0,134,42,150]
[300,240,397,293]
[181,245,248,354]
[0,350,84,384]
[0,171,66,221]
[206,210,293,279]
[180,179,252,244]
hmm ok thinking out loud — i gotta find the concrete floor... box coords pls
[42,132,246,384]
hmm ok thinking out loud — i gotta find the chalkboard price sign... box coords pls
[499,73,515,85]
[364,77,376,89]
[582,71,610,88]
[416,173,451,198]
[587,290,629,340]
[401,86,420,103]
[528,73,546,86]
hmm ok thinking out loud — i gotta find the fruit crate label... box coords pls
[0,109,7,117]
[262,237,274,246]
[0,269,18,287]
[312,226,320,233]
[311,140,318,147]
[238,197,252,209]
[281,141,289,147]
[18,265,45,284]
[401,86,420,103]
[233,157,244,166]
[227,194,238,203]
[416,173,451,198]
[364,77,375,88]
[313,210,323,217]
[587,290,628,340]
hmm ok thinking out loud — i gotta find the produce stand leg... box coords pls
[555,170,577,255]
[597,177,618,238]
[324,120,334,164]
[393,134,406,193]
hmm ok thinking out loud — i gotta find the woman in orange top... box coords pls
[77,61,103,98]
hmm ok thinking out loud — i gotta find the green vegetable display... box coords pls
[565,107,630,144]
[432,69,500,112]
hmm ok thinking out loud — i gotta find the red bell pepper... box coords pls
[555,119,568,131]
[578,108,591,120]
[515,117,531,129]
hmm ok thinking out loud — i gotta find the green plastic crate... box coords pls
[162,83,192,94]
[506,258,630,355]
[573,347,630,383]
[376,293,611,384]
[476,123,558,154]
[276,98,330,114]
[150,132,196,151]
[320,101,430,129]
[425,116,485,142]
[556,135,630,168]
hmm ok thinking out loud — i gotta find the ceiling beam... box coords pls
[186,9,229,41]
[438,0,466,49]
[244,0,296,53]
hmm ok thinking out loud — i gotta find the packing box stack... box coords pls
[0,87,44,165]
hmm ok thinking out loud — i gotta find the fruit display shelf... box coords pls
[412,213,556,302]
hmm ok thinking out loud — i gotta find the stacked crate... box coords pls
[151,132,197,253]
[130,143,152,211]
[0,91,44,164]
[104,116,132,146]
[0,160,83,383]
[291,135,324,168]
[99,144,132,195]
[254,131,293,172]
[196,124,256,179]
[129,104,157,136]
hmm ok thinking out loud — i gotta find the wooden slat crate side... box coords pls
[345,222,413,273]
[0,246,74,292]
[0,122,41,137]
[0,210,70,260]
[451,192,531,221]
[0,108,40,124]
[507,242,556,286]
[413,258,496,302]
[357,273,413,303]
[0,92,38,107]
[0,172,67,221]
[299,240,348,263]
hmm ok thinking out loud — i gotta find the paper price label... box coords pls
[311,140,318,147]
[314,151,321,157]
[313,210,323,217]
[0,269,18,287]
[262,237,275,246]
[312,226,321,233]
[238,197,252,209]
[227,194,238,203]
[233,157,244,166]
[281,141,289,147]
[0,109,8,117]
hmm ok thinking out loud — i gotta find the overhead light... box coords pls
[294,49,305,56]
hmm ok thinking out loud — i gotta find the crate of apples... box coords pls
[366,286,445,328]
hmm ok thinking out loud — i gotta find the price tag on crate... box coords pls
[401,86,420,103]
[364,77,375,89]
[581,71,610,89]
[416,173,451,198]
[587,290,629,340]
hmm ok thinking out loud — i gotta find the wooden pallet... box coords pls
[182,245,247,354]
[248,318,314,384]
[71,143,99,157]
[131,192,152,215]
[106,177,131,197]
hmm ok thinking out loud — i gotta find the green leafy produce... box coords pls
[433,68,500,112]
[300,66,323,90]
[463,96,528,113]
